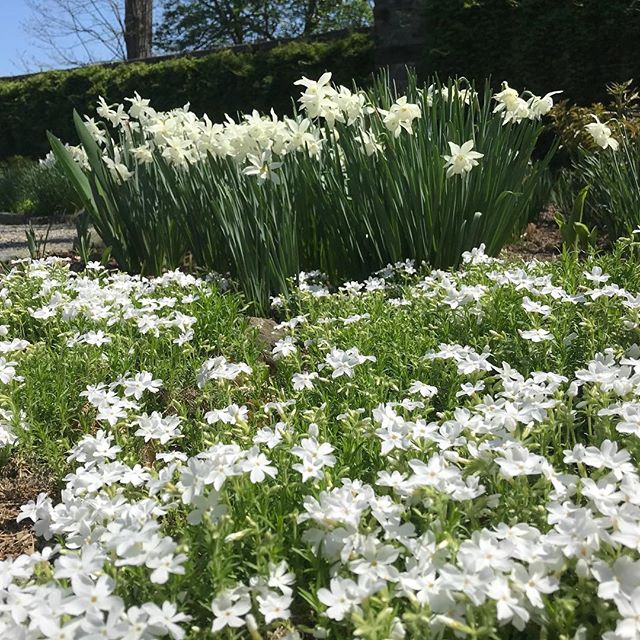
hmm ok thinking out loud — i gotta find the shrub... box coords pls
[421,0,640,106]
[559,133,640,240]
[0,156,80,216]
[51,71,556,312]
[551,82,640,240]
[0,156,33,212]
[548,80,640,163]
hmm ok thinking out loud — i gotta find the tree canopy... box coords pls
[154,0,373,51]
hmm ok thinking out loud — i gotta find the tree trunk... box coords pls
[125,0,153,59]
[303,0,319,35]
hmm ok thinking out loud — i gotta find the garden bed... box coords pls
[1,242,639,638]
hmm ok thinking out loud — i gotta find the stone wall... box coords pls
[374,0,426,87]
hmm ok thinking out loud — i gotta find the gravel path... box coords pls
[0,222,78,261]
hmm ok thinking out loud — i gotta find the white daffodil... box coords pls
[380,96,422,137]
[443,140,484,177]
[242,149,283,183]
[527,91,562,119]
[585,115,619,150]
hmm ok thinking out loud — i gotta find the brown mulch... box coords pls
[502,206,563,261]
[0,457,55,560]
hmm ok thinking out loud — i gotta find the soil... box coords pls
[0,457,56,560]
[502,206,562,261]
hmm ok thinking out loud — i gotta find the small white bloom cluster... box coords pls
[493,82,561,125]
[11,257,202,344]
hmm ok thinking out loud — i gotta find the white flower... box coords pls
[122,371,162,400]
[205,403,248,425]
[272,336,297,359]
[267,560,296,596]
[197,356,252,388]
[443,140,484,177]
[324,347,376,378]
[0,357,18,384]
[242,149,283,183]
[380,97,422,137]
[519,328,553,342]
[317,577,364,621]
[486,576,530,630]
[295,72,336,120]
[614,587,640,639]
[253,422,288,449]
[257,591,292,624]
[493,82,532,123]
[357,129,384,156]
[292,371,318,391]
[527,91,562,119]
[292,436,335,481]
[142,601,190,640]
[408,381,438,398]
[147,551,187,584]
[585,115,619,150]
[103,155,133,183]
[126,92,153,119]
[427,83,476,106]
[211,592,251,631]
[242,447,277,483]
[133,412,182,444]
[66,575,119,615]
[584,266,610,284]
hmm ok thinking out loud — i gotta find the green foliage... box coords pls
[554,186,597,253]
[421,0,640,105]
[562,132,640,240]
[3,248,640,637]
[0,156,80,216]
[155,0,373,51]
[0,156,33,212]
[551,82,640,240]
[51,73,554,313]
[0,31,374,161]
[549,80,640,163]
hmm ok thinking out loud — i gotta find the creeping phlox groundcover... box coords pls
[51,74,557,311]
[2,243,640,639]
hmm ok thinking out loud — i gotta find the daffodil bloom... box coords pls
[131,144,154,164]
[380,97,422,137]
[585,115,620,150]
[103,155,133,183]
[126,91,154,120]
[527,91,562,119]
[294,72,336,120]
[242,149,283,183]
[443,140,484,177]
[357,129,384,156]
[493,82,521,113]
[426,83,476,106]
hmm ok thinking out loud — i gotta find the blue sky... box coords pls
[0,3,37,76]
[0,1,144,77]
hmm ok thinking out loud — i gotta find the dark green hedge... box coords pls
[421,0,640,105]
[0,31,374,160]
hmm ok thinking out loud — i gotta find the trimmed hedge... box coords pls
[0,31,374,160]
[421,0,640,105]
